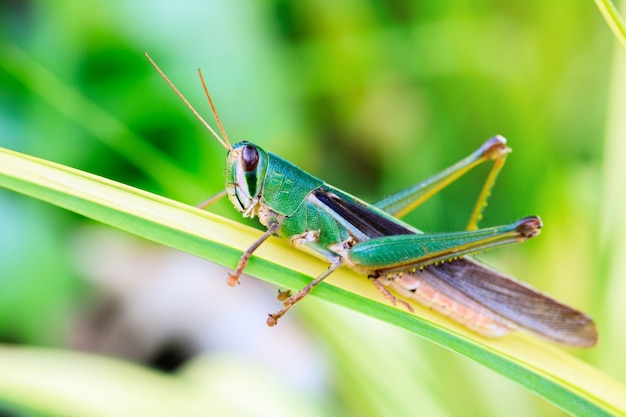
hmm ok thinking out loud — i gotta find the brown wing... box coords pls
[421,258,597,347]
[313,187,597,347]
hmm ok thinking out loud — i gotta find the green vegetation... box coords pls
[1,1,625,416]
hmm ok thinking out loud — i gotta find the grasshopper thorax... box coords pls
[225,141,269,217]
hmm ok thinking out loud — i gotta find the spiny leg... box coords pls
[267,258,343,326]
[228,222,280,286]
[374,136,511,225]
[465,142,508,230]
[360,217,541,315]
[349,216,542,272]
[370,276,414,312]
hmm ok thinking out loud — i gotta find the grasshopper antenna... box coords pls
[197,69,232,150]
[145,53,233,151]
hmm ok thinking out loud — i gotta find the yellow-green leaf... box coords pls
[1,146,626,417]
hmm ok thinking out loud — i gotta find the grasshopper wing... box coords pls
[416,259,598,347]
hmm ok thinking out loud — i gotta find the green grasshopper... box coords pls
[147,54,597,347]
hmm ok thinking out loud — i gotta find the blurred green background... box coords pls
[1,0,625,416]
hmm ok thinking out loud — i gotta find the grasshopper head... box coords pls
[225,141,269,216]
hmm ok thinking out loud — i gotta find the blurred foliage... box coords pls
[0,0,624,416]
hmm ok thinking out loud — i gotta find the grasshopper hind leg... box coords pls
[383,267,516,338]
[370,275,414,313]
[373,135,511,230]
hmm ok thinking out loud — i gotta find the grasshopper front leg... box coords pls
[228,221,280,286]
[197,190,228,210]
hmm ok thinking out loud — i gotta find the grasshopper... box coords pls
[147,54,597,347]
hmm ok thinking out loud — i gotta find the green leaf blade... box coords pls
[1,146,626,417]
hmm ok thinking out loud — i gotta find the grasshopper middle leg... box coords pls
[267,258,343,326]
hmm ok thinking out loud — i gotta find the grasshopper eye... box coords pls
[241,145,259,172]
